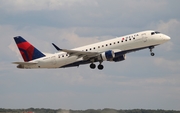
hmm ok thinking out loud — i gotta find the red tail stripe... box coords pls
[17,42,31,50]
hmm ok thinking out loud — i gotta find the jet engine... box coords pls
[113,54,126,62]
[100,50,115,61]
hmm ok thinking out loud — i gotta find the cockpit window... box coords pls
[151,31,161,35]
[151,32,155,35]
[155,31,161,34]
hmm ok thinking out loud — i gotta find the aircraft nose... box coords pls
[164,35,171,41]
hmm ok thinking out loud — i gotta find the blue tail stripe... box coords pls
[33,48,45,59]
[14,36,27,44]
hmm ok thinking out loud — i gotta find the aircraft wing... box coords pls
[59,49,99,56]
[12,62,38,65]
[52,43,100,59]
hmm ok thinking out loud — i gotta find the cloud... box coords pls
[0,0,167,13]
[0,0,169,29]
[153,57,180,72]
[8,39,22,61]
[52,29,101,48]
[2,24,109,63]
[117,75,180,87]
[156,19,180,34]
[0,0,98,13]
[0,0,180,110]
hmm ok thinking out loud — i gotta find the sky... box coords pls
[0,0,180,110]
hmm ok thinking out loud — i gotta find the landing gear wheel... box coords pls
[90,63,96,69]
[151,52,155,56]
[98,64,104,70]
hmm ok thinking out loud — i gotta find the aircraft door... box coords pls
[142,33,147,42]
[51,56,56,65]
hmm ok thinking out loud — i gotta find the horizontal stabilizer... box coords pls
[12,62,37,65]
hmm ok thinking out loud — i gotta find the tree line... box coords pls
[0,108,179,113]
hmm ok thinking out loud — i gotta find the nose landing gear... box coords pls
[151,52,155,56]
[149,46,155,56]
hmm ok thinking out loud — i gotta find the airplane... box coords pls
[12,30,171,70]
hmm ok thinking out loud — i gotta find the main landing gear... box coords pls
[90,63,104,70]
[90,63,96,69]
[149,46,155,56]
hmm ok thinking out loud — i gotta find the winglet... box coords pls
[52,43,62,51]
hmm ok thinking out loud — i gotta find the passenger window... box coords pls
[89,48,91,50]
[114,42,116,44]
[102,45,104,47]
[117,41,119,43]
[86,49,88,51]
[110,43,112,45]
[98,46,100,48]
[106,44,108,46]
[94,47,95,49]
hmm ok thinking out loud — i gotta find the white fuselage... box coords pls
[22,30,170,69]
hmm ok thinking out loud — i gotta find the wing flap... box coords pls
[60,49,99,56]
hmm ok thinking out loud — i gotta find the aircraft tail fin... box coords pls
[14,36,45,62]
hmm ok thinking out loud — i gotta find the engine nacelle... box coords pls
[113,54,126,62]
[100,50,115,61]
